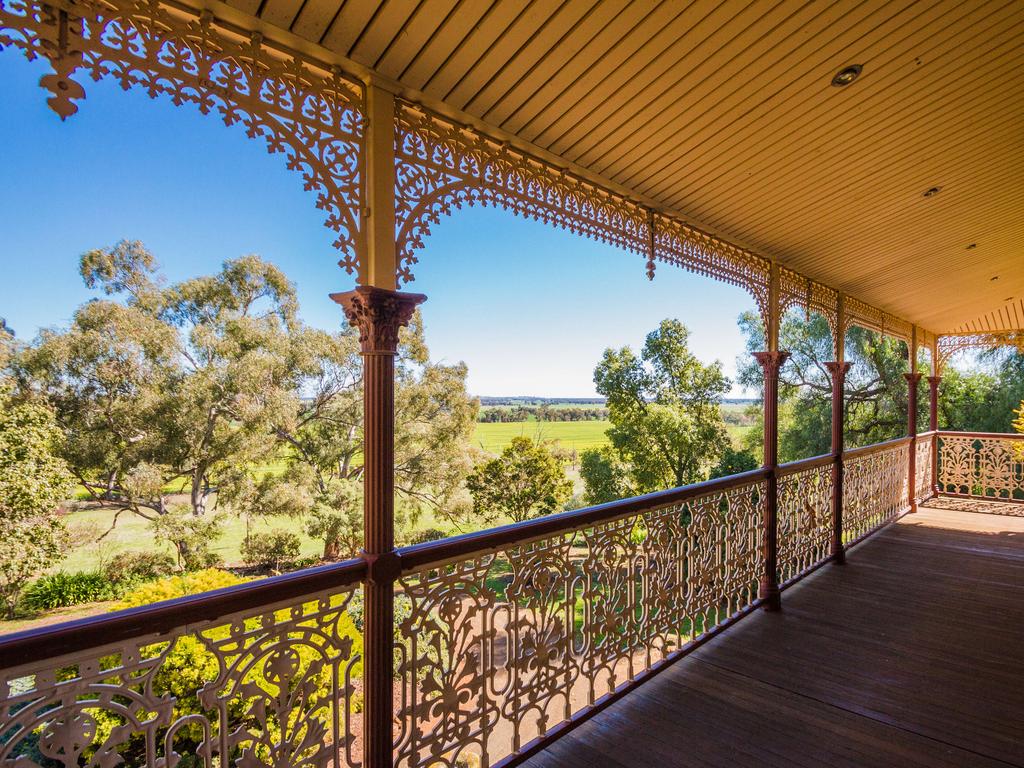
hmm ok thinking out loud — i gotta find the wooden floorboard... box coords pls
[524,504,1024,767]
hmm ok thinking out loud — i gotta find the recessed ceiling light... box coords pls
[923,186,942,197]
[831,64,863,87]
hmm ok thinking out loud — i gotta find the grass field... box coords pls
[60,506,324,572]
[474,419,753,454]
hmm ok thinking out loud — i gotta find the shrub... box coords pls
[103,551,176,584]
[117,569,247,609]
[409,527,448,545]
[21,570,120,610]
[240,529,302,572]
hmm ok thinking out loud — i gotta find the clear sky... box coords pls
[0,52,756,398]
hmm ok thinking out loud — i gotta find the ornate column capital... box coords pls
[824,361,852,381]
[903,372,924,384]
[927,375,942,387]
[752,350,791,376]
[330,286,426,354]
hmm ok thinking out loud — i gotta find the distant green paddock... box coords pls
[474,420,753,455]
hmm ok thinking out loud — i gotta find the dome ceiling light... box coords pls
[831,64,863,87]
[923,186,942,197]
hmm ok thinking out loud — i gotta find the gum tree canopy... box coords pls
[18,241,479,562]
[582,319,732,502]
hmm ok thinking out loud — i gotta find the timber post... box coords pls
[905,326,922,514]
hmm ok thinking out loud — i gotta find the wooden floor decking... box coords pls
[524,504,1024,768]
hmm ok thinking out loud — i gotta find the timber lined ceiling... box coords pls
[222,0,1024,335]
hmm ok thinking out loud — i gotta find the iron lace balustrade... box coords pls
[391,471,772,768]
[0,559,366,768]
[777,454,834,585]
[937,431,1024,504]
[0,437,924,768]
[842,437,912,544]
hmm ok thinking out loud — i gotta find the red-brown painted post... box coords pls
[825,361,851,564]
[928,374,941,494]
[904,370,922,512]
[332,285,426,768]
[754,349,789,611]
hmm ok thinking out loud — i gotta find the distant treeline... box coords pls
[478,406,609,422]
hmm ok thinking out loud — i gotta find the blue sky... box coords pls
[0,52,756,397]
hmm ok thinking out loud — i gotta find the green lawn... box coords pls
[60,505,323,573]
[474,420,612,453]
[474,420,753,455]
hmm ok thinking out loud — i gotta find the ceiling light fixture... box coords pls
[966,243,977,249]
[923,186,942,197]
[991,276,999,281]
[831,64,863,87]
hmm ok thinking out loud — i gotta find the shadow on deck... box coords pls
[524,503,1024,768]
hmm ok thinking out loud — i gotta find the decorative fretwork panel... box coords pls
[394,102,650,285]
[936,332,1024,372]
[844,296,912,343]
[843,443,909,541]
[0,583,363,768]
[394,479,765,768]
[779,267,839,337]
[938,434,1024,501]
[777,462,833,583]
[0,0,364,272]
[915,434,934,502]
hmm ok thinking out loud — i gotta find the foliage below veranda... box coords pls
[0,376,74,617]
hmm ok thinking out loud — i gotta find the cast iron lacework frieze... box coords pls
[0,0,365,273]
[393,477,764,768]
[394,101,780,326]
[0,583,363,768]
[394,102,650,285]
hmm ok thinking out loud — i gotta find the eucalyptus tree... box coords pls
[584,319,732,496]
[20,241,308,561]
[224,311,480,558]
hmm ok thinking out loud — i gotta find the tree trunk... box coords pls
[323,538,341,561]
[190,467,207,517]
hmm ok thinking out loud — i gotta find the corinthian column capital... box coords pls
[752,350,791,377]
[330,286,427,354]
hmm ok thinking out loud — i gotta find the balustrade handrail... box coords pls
[777,453,834,476]
[398,466,771,572]
[842,435,913,460]
[936,429,1024,439]
[0,556,366,670]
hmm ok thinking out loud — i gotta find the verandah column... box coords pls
[754,262,787,611]
[825,359,851,563]
[905,326,921,513]
[333,286,425,768]
[333,83,425,768]
[928,338,942,495]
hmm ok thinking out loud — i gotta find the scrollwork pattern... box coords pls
[938,434,1024,501]
[915,434,934,502]
[0,0,364,272]
[843,443,910,541]
[394,102,650,286]
[0,584,362,768]
[777,462,833,583]
[394,479,764,768]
